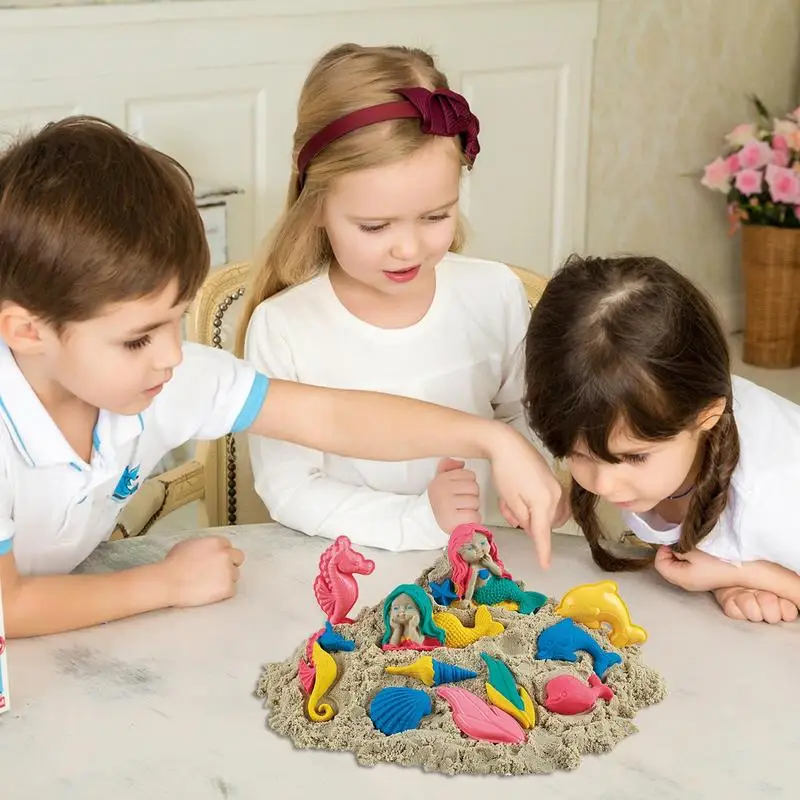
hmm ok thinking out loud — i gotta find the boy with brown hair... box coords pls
[0,116,561,638]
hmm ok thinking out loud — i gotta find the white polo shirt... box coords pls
[624,376,800,574]
[0,341,269,576]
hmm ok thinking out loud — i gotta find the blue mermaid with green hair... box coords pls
[381,584,447,651]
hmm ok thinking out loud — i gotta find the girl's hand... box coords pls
[489,428,561,568]
[653,545,743,592]
[428,457,482,533]
[713,587,799,623]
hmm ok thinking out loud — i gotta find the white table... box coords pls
[1,524,796,799]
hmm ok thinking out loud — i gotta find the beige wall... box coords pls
[587,0,800,332]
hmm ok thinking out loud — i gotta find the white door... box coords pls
[1,0,598,275]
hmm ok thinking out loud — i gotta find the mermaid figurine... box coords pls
[381,584,447,651]
[447,524,546,615]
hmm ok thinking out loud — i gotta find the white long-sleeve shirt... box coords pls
[244,252,537,552]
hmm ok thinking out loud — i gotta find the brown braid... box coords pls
[676,411,740,553]
[571,480,654,571]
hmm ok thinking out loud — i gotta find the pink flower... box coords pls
[738,140,773,170]
[726,153,742,172]
[772,138,790,167]
[765,164,800,204]
[724,123,757,146]
[790,106,800,121]
[734,168,763,195]
[701,157,732,192]
[789,130,800,151]
[773,149,790,168]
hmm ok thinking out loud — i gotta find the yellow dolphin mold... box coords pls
[555,580,648,648]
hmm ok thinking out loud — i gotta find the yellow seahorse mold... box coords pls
[306,641,338,722]
[432,604,505,648]
[555,580,648,648]
[486,684,536,729]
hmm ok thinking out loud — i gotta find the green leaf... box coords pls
[750,93,771,122]
[480,652,523,710]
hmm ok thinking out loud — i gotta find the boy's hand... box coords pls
[713,586,799,623]
[428,457,481,534]
[488,427,561,568]
[161,536,245,607]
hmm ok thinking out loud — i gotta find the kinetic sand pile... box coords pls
[256,554,666,776]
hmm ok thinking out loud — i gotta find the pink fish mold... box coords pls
[543,672,614,715]
[313,535,376,624]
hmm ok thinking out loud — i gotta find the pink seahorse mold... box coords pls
[313,536,375,624]
[298,536,375,692]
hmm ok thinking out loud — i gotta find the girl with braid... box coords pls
[523,254,800,624]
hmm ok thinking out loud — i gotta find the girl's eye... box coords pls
[426,213,451,223]
[359,223,388,233]
[124,335,151,351]
[625,454,649,465]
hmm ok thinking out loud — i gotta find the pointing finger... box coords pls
[523,503,551,569]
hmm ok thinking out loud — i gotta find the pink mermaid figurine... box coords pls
[447,523,547,615]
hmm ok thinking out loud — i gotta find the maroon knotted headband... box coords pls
[296,87,480,190]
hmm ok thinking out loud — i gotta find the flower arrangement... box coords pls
[701,96,800,231]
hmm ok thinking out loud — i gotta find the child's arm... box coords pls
[654,545,800,621]
[0,536,244,638]
[730,559,800,607]
[243,322,479,550]
[249,432,453,551]
[247,379,560,566]
[654,545,800,597]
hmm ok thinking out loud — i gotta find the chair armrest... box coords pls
[151,460,206,517]
[111,460,205,539]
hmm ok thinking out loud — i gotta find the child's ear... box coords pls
[697,397,727,432]
[0,302,49,354]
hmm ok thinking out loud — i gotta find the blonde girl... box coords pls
[238,43,563,553]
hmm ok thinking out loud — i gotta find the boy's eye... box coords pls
[123,334,151,351]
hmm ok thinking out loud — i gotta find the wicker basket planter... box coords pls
[740,224,800,368]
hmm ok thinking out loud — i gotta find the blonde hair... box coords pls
[235,43,468,355]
